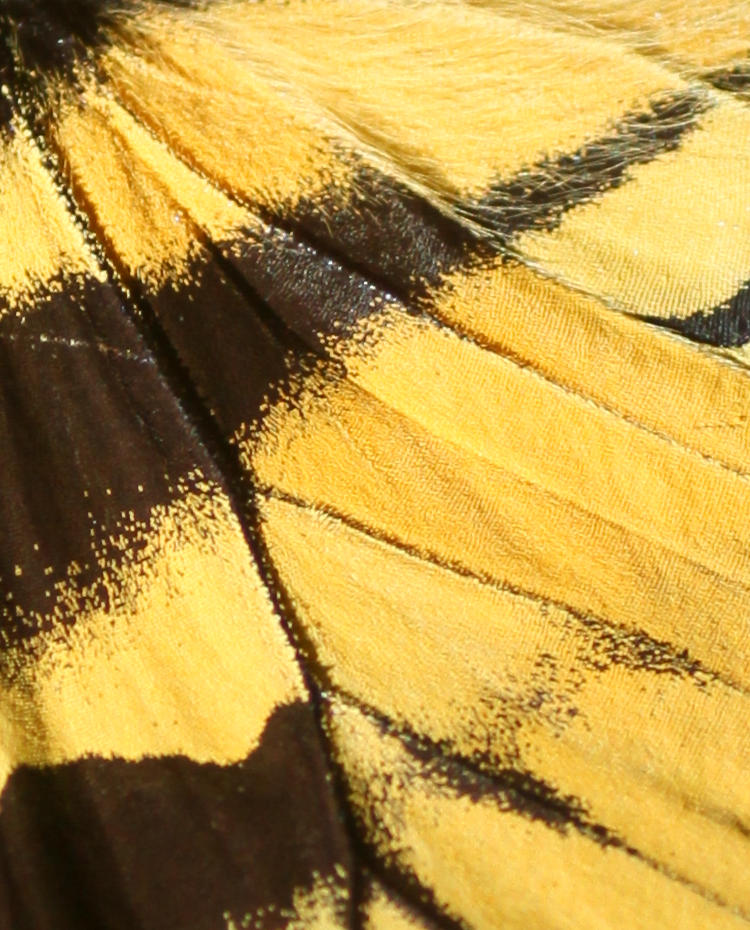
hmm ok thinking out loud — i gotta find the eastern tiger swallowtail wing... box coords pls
[0,1,748,927]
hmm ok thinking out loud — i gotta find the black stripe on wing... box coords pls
[642,279,750,347]
[703,64,750,101]
[279,91,713,304]
[0,702,350,930]
[463,88,713,240]
[0,276,209,639]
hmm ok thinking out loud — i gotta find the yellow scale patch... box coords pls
[0,482,304,793]
[196,0,685,197]
[95,0,690,218]
[340,309,750,588]
[361,879,435,930]
[102,14,351,212]
[518,99,750,320]
[225,871,350,930]
[260,494,750,913]
[0,132,105,311]
[247,307,750,689]
[430,259,750,475]
[470,0,750,71]
[329,699,748,930]
[53,85,248,289]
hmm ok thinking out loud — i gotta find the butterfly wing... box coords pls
[0,1,749,928]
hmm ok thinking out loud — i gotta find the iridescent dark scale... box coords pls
[0,0,119,110]
[1,0,116,71]
[0,0,199,125]
[0,0,117,128]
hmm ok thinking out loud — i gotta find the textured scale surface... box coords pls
[0,0,749,927]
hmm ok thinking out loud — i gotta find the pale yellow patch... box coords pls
[724,342,750,369]
[362,879,434,930]
[339,308,750,589]
[261,494,750,912]
[286,874,349,930]
[431,259,750,476]
[244,370,750,690]
[225,870,350,930]
[469,0,750,71]
[53,87,248,290]
[330,700,748,930]
[175,0,686,197]
[0,133,103,309]
[0,482,303,792]
[518,100,750,319]
[103,23,349,211]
